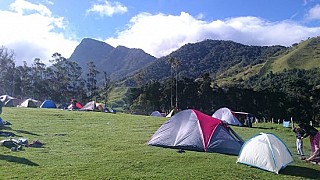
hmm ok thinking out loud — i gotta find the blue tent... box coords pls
[40,100,57,108]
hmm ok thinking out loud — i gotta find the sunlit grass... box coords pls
[0,107,319,179]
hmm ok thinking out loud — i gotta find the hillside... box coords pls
[68,38,156,81]
[208,37,320,85]
[268,36,320,73]
[122,39,286,86]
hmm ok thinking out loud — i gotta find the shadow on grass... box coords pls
[0,131,20,137]
[0,154,39,166]
[15,130,40,136]
[281,165,320,179]
[250,126,274,130]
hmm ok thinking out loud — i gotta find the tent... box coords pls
[212,107,242,126]
[148,109,244,155]
[165,109,174,118]
[67,102,83,110]
[80,101,104,111]
[150,111,163,117]
[237,133,293,174]
[40,100,57,108]
[0,95,19,107]
[19,98,39,108]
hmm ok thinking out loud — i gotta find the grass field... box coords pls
[0,107,319,179]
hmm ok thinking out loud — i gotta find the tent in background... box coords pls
[40,100,57,108]
[166,108,178,118]
[80,101,104,111]
[237,133,293,174]
[0,95,19,107]
[19,98,39,108]
[148,109,244,155]
[212,107,242,126]
[150,111,163,117]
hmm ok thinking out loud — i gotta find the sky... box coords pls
[1,0,320,65]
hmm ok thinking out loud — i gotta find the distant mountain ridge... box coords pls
[68,37,320,87]
[68,38,156,81]
[122,39,288,85]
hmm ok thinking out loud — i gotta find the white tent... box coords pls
[150,111,163,117]
[237,133,293,174]
[0,95,19,107]
[19,98,40,108]
[212,107,242,126]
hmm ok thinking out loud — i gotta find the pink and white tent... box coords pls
[148,109,244,155]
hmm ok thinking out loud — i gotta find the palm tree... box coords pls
[166,56,180,109]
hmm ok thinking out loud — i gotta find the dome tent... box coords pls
[40,100,57,108]
[148,109,244,155]
[237,133,293,174]
[150,111,163,117]
[0,95,19,107]
[212,107,242,126]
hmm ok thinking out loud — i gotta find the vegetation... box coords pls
[1,37,320,124]
[0,108,319,179]
[129,70,320,125]
[0,48,110,105]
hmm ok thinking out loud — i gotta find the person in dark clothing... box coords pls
[0,100,2,115]
[298,122,320,162]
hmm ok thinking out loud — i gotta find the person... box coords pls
[292,127,305,156]
[298,122,320,162]
[0,100,2,115]
[68,99,77,110]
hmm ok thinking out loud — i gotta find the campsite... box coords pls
[0,107,319,179]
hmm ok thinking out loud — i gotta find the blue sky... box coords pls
[1,0,320,65]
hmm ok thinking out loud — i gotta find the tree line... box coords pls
[0,47,108,105]
[127,70,320,126]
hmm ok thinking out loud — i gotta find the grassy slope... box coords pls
[270,37,320,73]
[216,37,320,85]
[0,108,319,179]
[107,86,129,111]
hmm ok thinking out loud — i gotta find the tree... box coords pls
[0,46,15,95]
[86,61,100,100]
[166,56,180,108]
[100,71,111,106]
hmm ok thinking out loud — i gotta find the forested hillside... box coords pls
[122,39,286,85]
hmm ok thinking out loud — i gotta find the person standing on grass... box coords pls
[292,127,305,156]
[0,100,2,115]
[298,122,320,162]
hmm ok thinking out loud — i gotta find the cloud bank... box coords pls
[0,0,78,65]
[106,12,320,58]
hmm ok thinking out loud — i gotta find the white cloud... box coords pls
[87,0,128,17]
[305,4,320,20]
[106,12,320,58]
[10,0,52,16]
[0,0,78,65]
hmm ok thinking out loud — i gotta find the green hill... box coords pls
[269,37,320,73]
[216,37,320,85]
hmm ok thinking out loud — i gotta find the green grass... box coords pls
[107,86,129,111]
[0,107,319,179]
[270,37,320,73]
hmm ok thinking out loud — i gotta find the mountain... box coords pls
[262,36,320,73]
[122,39,287,85]
[216,36,320,85]
[68,38,156,81]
